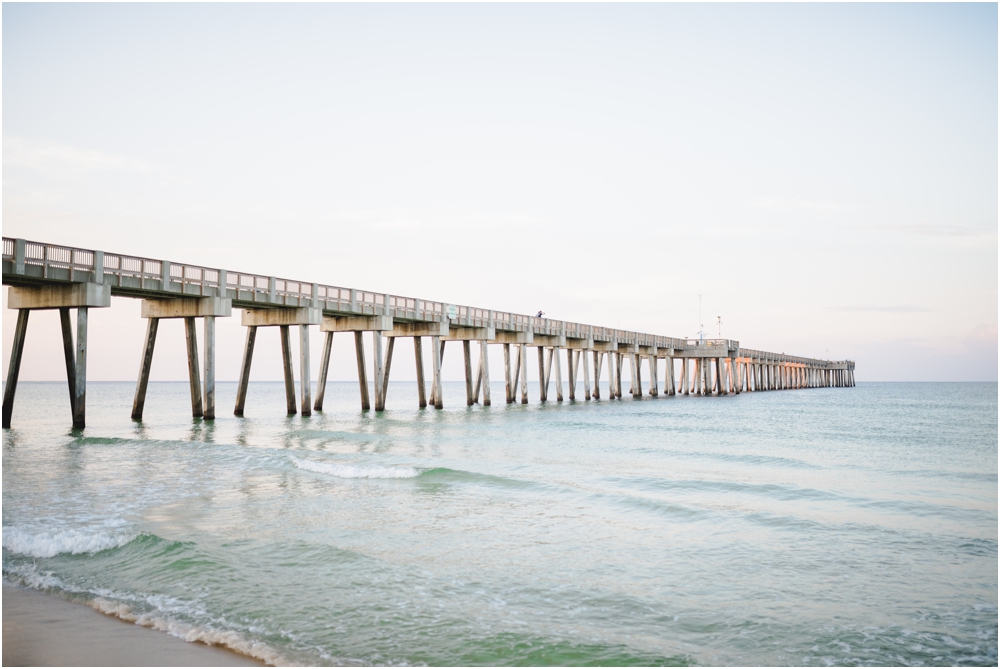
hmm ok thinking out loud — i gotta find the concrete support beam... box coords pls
[245,307,321,327]
[184,317,203,418]
[322,314,393,332]
[519,343,528,404]
[59,309,77,417]
[314,331,334,411]
[382,321,447,338]
[355,331,370,411]
[494,330,533,345]
[299,325,312,416]
[280,325,296,414]
[131,318,158,420]
[204,316,216,419]
[141,297,231,318]
[73,308,88,428]
[414,337,427,409]
[444,326,495,342]
[8,283,110,310]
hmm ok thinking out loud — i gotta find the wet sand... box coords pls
[2,585,263,666]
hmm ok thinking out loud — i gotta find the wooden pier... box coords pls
[1,237,855,428]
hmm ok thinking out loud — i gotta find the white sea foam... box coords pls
[289,455,419,479]
[90,598,295,666]
[2,526,136,558]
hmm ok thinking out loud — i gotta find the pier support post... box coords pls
[582,350,591,400]
[432,336,443,409]
[314,332,334,411]
[649,355,658,397]
[355,331,370,411]
[414,337,427,408]
[554,347,563,401]
[299,325,311,416]
[131,317,159,419]
[204,316,216,419]
[60,309,77,417]
[593,352,602,400]
[184,317,204,418]
[463,340,474,406]
[72,308,89,429]
[567,349,576,401]
[537,347,547,401]
[480,340,491,406]
[519,343,528,404]
[503,344,513,404]
[372,332,385,411]
[234,326,257,416]
[2,309,30,429]
[280,325,297,415]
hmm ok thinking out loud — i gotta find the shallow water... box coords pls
[3,381,997,666]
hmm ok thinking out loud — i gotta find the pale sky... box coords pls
[3,3,997,385]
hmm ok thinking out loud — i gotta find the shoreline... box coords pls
[2,584,265,667]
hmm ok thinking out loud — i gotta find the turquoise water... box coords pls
[2,381,997,666]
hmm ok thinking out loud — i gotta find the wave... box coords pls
[2,526,138,558]
[289,455,419,479]
[90,598,293,666]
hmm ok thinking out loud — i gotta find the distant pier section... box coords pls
[2,237,854,428]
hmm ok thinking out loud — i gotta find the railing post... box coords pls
[93,251,104,284]
[161,261,171,292]
[14,239,25,275]
[268,276,277,303]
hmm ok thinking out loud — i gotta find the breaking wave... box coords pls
[2,526,137,559]
[289,455,419,479]
[90,598,293,666]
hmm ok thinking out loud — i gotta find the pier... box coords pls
[2,237,855,428]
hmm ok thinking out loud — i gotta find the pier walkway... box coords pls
[2,237,854,428]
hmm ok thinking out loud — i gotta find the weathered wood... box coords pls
[73,307,89,429]
[355,331,370,410]
[204,316,216,419]
[314,331,334,411]
[2,309,30,429]
[131,317,158,419]
[299,325,312,416]
[234,326,257,416]
[414,337,427,408]
[463,340,474,406]
[280,325,297,415]
[60,308,77,417]
[184,317,204,418]
[480,340,491,406]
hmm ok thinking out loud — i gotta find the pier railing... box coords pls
[2,236,852,368]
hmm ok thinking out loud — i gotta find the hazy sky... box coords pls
[3,3,997,385]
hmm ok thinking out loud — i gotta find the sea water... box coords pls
[2,381,997,666]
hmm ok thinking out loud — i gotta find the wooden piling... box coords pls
[2,309,30,429]
[131,317,158,419]
[234,326,257,416]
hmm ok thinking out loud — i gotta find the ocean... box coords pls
[2,381,997,666]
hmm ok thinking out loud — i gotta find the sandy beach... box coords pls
[2,585,263,667]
